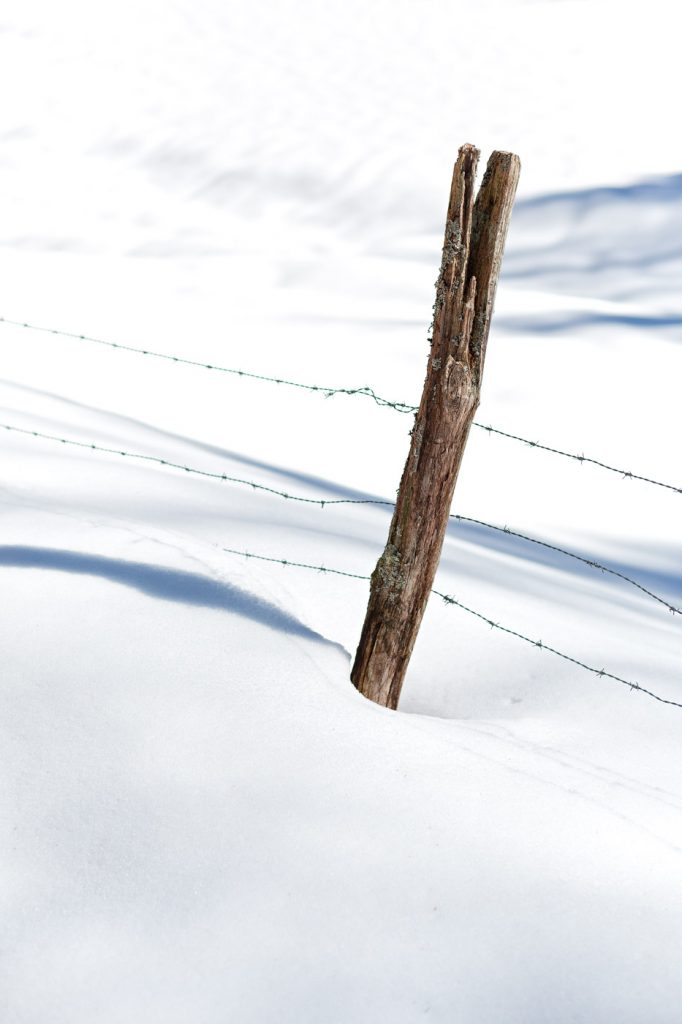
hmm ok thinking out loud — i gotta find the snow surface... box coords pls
[1,2,681,1021]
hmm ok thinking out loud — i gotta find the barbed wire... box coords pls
[472,423,681,493]
[221,545,682,709]
[4,420,679,617]
[453,514,680,616]
[222,545,371,581]
[0,422,389,508]
[2,314,680,494]
[0,315,416,412]
[3,417,678,705]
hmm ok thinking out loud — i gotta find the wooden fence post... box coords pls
[351,145,520,709]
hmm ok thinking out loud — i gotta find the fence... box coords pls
[4,315,679,494]
[1,315,680,710]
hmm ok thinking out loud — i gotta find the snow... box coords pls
[1,1,681,1020]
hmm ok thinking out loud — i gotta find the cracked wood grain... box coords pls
[351,145,520,709]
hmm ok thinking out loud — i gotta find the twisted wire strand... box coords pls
[0,316,415,412]
[2,314,679,493]
[221,545,370,581]
[2,419,677,706]
[472,422,681,493]
[220,546,682,709]
[0,422,388,507]
[453,514,680,616]
[3,421,678,616]
[430,589,682,709]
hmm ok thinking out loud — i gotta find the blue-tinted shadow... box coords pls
[517,174,682,210]
[0,545,329,644]
[497,312,682,333]
[500,173,682,295]
[449,520,682,605]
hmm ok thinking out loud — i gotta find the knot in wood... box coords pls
[444,355,475,405]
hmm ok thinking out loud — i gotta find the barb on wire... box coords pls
[473,422,681,494]
[219,545,682,709]
[4,421,678,617]
[0,422,393,509]
[452,514,681,616]
[430,587,681,708]
[0,315,416,413]
[2,314,679,494]
[3,419,679,707]
[221,546,370,581]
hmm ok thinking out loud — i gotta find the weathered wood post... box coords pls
[351,144,520,709]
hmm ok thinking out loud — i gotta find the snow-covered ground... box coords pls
[1,2,681,1021]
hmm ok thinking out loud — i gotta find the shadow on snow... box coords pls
[2,383,680,612]
[0,544,333,645]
